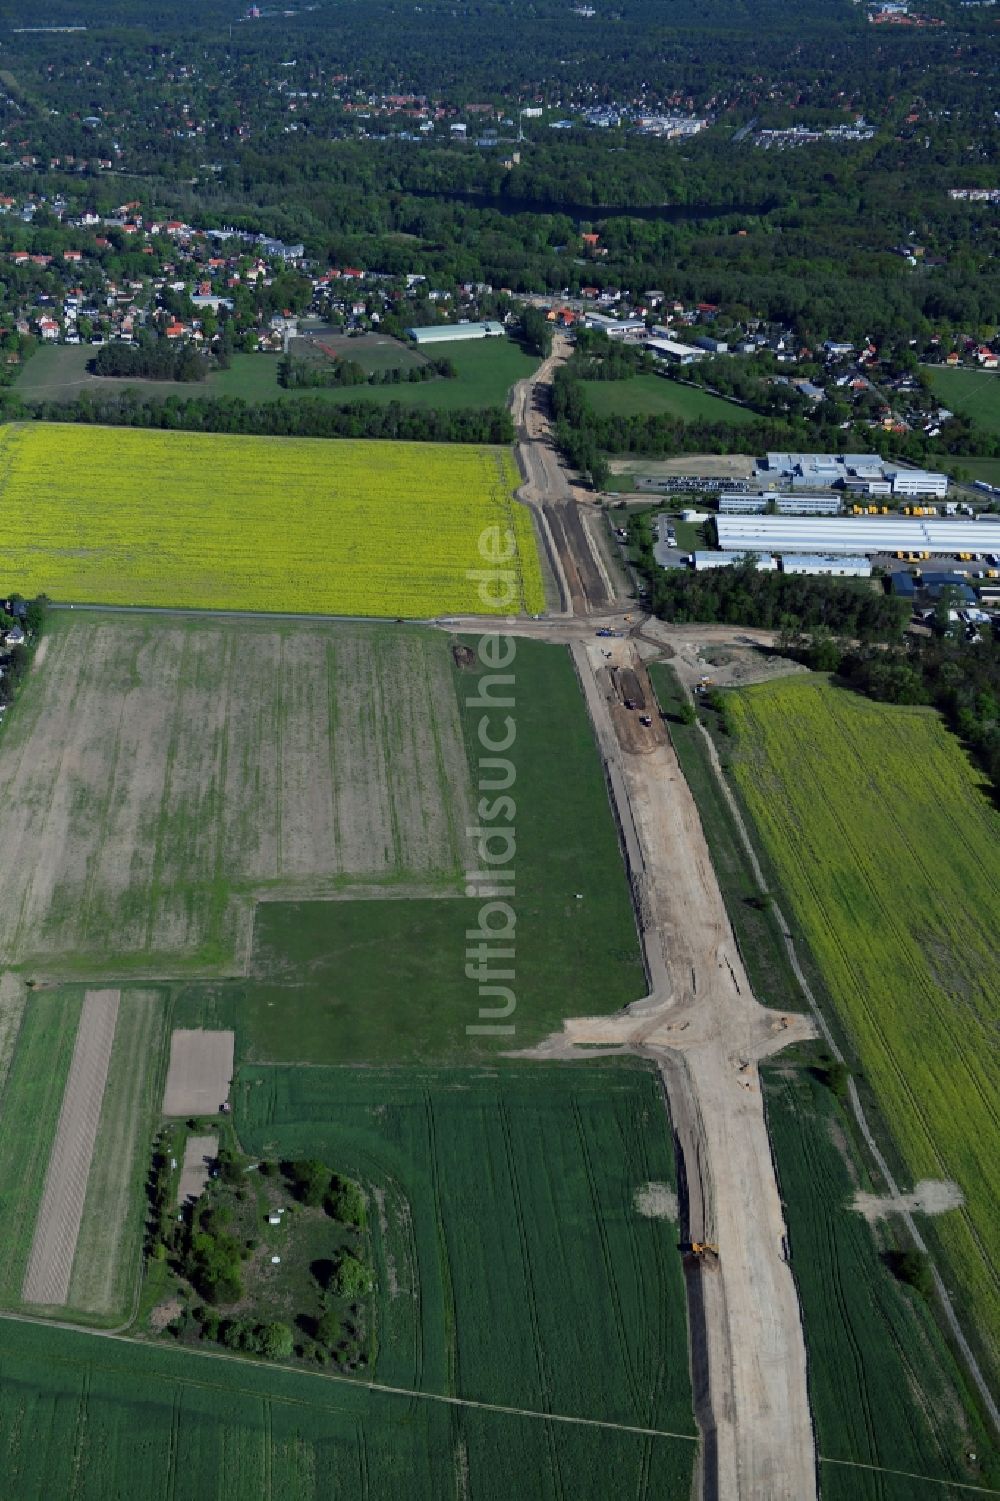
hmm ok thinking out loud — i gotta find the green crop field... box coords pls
[724,677,1000,1378]
[0,1312,691,1500]
[0,988,83,1306]
[942,455,1000,488]
[0,422,543,616]
[15,337,537,411]
[764,1063,997,1499]
[235,1059,696,1487]
[927,367,1000,437]
[67,990,169,1320]
[171,636,645,1064]
[581,374,757,424]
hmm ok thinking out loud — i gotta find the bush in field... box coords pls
[332,1252,374,1300]
[886,1249,934,1300]
[326,1176,366,1228]
[287,1159,331,1207]
[315,1310,342,1350]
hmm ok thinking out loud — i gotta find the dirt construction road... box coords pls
[504,340,818,1499]
[521,637,818,1499]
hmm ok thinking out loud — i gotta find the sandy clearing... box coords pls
[634,1182,678,1221]
[21,988,120,1307]
[176,1134,218,1205]
[161,1028,234,1116]
[607,453,755,479]
[853,1179,965,1221]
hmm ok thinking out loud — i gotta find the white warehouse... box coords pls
[780,554,872,578]
[407,320,506,344]
[716,515,995,557]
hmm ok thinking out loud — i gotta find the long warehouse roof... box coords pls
[716,515,1000,556]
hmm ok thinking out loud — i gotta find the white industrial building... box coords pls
[885,469,950,498]
[646,336,706,366]
[692,550,777,571]
[780,554,872,578]
[755,452,948,497]
[719,493,842,516]
[407,320,506,344]
[582,313,647,340]
[716,515,994,557]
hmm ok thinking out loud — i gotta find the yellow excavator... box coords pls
[689,1242,719,1259]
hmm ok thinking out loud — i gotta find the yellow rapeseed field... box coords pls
[727,676,1000,1375]
[0,423,544,616]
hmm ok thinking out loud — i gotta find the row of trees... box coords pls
[4,391,513,445]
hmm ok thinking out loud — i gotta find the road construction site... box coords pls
[493,350,822,1498]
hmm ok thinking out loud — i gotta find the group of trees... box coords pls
[150,1143,375,1367]
[3,390,513,445]
[92,340,210,383]
[277,354,455,389]
[641,557,909,640]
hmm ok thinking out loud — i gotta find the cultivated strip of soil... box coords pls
[21,988,120,1306]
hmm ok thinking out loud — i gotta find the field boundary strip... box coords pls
[0,1311,996,1495]
[21,989,120,1306]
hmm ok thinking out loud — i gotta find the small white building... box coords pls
[780,554,872,578]
[693,551,777,571]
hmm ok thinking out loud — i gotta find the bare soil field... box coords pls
[162,1029,234,1116]
[608,454,755,479]
[0,615,473,973]
[22,988,119,1307]
[176,1134,218,1206]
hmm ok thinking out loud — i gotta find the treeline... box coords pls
[628,526,907,639]
[6,392,513,445]
[277,354,456,388]
[92,341,209,383]
[784,632,1000,793]
[552,363,786,486]
[553,360,1000,485]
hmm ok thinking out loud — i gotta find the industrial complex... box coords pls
[713,514,1000,558]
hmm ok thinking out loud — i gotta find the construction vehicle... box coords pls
[688,1242,720,1261]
